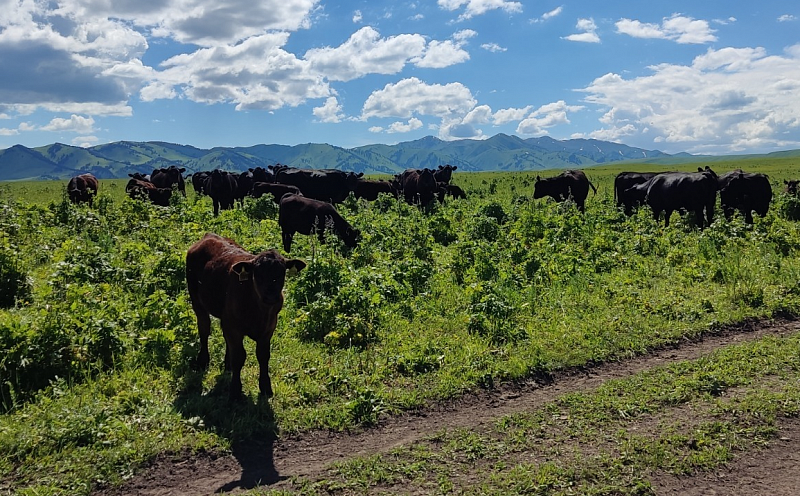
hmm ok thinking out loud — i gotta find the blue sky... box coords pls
[0,1,798,155]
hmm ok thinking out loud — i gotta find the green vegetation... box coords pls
[1,155,800,494]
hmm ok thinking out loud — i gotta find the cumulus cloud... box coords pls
[615,14,717,44]
[517,101,583,135]
[361,77,477,120]
[580,44,800,153]
[41,115,95,134]
[778,14,797,22]
[387,117,423,133]
[532,5,562,23]
[564,18,600,43]
[438,0,523,21]
[313,96,345,123]
[481,43,506,52]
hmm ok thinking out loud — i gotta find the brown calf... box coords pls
[186,233,306,400]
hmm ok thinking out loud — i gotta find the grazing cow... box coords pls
[274,167,364,204]
[614,172,661,215]
[186,233,306,400]
[207,169,238,216]
[396,168,439,206]
[67,173,99,206]
[437,182,467,201]
[278,193,360,253]
[128,172,151,182]
[151,165,186,196]
[533,170,597,213]
[126,178,172,206]
[785,179,799,195]
[433,164,458,184]
[190,171,211,196]
[717,170,772,224]
[250,182,302,204]
[639,167,718,228]
[353,178,398,201]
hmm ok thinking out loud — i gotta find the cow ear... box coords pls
[536,175,541,181]
[453,166,457,170]
[286,259,306,277]
[231,261,253,281]
[785,179,789,184]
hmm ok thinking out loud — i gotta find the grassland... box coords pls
[2,156,800,494]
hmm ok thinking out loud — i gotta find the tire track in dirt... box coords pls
[94,317,800,496]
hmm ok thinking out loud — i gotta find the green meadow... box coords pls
[2,155,800,494]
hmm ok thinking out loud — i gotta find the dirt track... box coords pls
[95,317,800,495]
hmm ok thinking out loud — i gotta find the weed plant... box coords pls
[1,157,800,493]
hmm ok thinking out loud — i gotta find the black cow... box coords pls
[235,171,255,205]
[436,182,467,202]
[186,232,306,400]
[353,178,398,201]
[249,167,273,183]
[67,173,99,206]
[278,193,360,253]
[784,179,799,195]
[614,172,661,215]
[639,167,718,228]
[128,172,151,182]
[250,182,302,204]
[126,178,172,206]
[190,171,211,196]
[151,166,186,196]
[433,164,458,184]
[274,168,363,204]
[207,169,238,216]
[717,170,772,224]
[396,168,438,205]
[533,170,597,213]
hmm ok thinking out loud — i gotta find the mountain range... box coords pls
[0,133,793,181]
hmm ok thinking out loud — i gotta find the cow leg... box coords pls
[223,330,246,400]
[745,210,754,224]
[213,199,220,216]
[282,231,293,253]
[193,307,212,370]
[663,210,672,227]
[255,335,274,398]
[695,208,705,228]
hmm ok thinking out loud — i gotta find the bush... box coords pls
[0,244,30,308]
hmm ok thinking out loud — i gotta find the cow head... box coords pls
[533,176,547,199]
[434,164,458,183]
[341,227,361,249]
[231,250,306,305]
[149,187,173,206]
[785,179,799,195]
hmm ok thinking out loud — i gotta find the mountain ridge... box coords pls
[0,133,795,181]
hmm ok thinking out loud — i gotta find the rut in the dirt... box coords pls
[94,318,800,496]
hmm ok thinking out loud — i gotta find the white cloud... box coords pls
[564,18,600,43]
[532,5,562,23]
[353,10,362,23]
[41,115,95,134]
[580,44,800,153]
[516,100,582,135]
[305,27,427,81]
[492,106,533,125]
[361,77,477,120]
[413,39,471,68]
[73,135,99,147]
[313,96,345,123]
[153,33,331,111]
[438,0,522,21]
[0,128,19,136]
[778,14,797,22]
[616,14,717,44]
[481,43,506,52]
[387,117,423,133]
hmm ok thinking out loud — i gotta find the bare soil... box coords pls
[94,317,800,496]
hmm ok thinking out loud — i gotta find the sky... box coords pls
[0,1,799,155]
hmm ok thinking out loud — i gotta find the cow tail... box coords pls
[589,180,597,195]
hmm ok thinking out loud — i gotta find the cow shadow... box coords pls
[173,368,287,491]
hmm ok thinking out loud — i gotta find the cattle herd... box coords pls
[62,163,795,398]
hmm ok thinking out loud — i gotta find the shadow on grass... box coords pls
[173,367,287,491]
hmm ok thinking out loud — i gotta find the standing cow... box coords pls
[278,194,360,253]
[717,170,772,224]
[186,233,306,400]
[66,173,99,206]
[614,172,661,215]
[396,168,438,206]
[151,166,186,196]
[533,170,597,213]
[206,169,238,216]
[640,167,718,228]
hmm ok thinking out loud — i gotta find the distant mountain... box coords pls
[0,133,710,181]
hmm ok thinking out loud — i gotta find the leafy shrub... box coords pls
[242,195,278,220]
[0,243,31,308]
[469,215,500,242]
[467,283,525,344]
